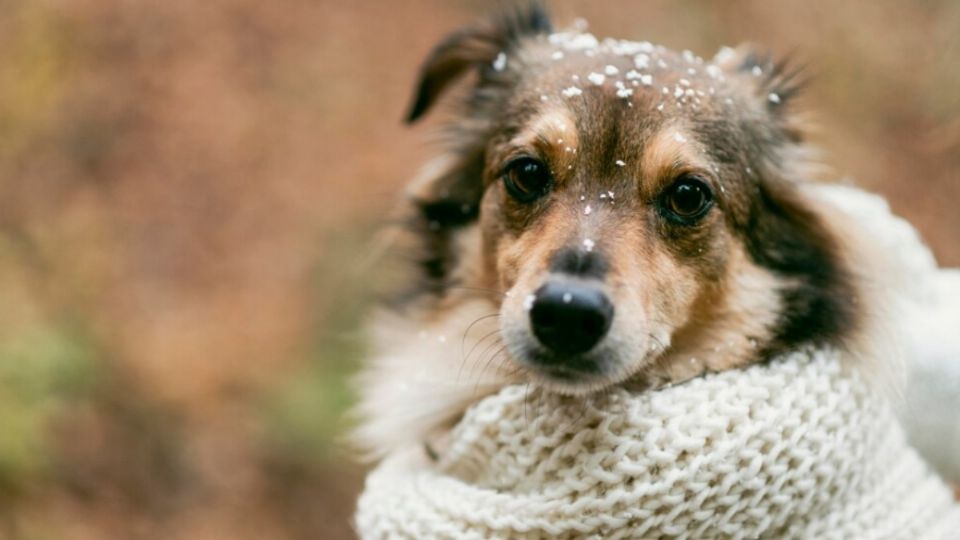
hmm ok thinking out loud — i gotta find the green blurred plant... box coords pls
[0,228,101,498]
[0,317,98,495]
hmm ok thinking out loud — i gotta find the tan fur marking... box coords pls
[643,246,785,386]
[495,202,575,289]
[640,125,707,194]
[501,108,578,180]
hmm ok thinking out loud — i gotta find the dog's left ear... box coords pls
[713,44,807,140]
[405,3,551,123]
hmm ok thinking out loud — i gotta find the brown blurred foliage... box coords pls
[0,1,956,539]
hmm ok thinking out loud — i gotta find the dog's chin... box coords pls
[528,370,617,396]
[512,346,642,396]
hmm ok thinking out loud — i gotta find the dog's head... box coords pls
[401,5,858,395]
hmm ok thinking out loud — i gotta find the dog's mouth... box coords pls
[507,343,638,395]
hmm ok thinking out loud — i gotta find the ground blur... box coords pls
[0,1,957,539]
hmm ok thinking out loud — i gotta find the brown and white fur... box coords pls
[353,4,896,458]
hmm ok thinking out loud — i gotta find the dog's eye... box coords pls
[503,158,552,203]
[662,176,713,222]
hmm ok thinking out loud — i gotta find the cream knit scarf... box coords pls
[355,349,960,539]
[355,187,960,539]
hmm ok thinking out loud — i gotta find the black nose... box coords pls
[529,281,614,355]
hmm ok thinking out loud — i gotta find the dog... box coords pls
[353,4,895,458]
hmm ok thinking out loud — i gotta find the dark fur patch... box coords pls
[407,151,485,296]
[550,247,609,279]
[741,181,857,355]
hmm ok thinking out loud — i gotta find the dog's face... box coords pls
[401,7,857,395]
[481,41,777,393]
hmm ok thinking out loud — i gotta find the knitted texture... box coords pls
[355,350,960,539]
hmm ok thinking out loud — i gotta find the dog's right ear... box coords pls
[405,3,551,123]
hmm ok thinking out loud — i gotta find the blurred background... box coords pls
[0,0,957,538]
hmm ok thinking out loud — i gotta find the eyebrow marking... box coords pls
[641,125,704,194]
[508,108,579,176]
[531,109,576,145]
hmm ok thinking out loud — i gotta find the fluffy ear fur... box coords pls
[713,44,808,141]
[405,2,551,122]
